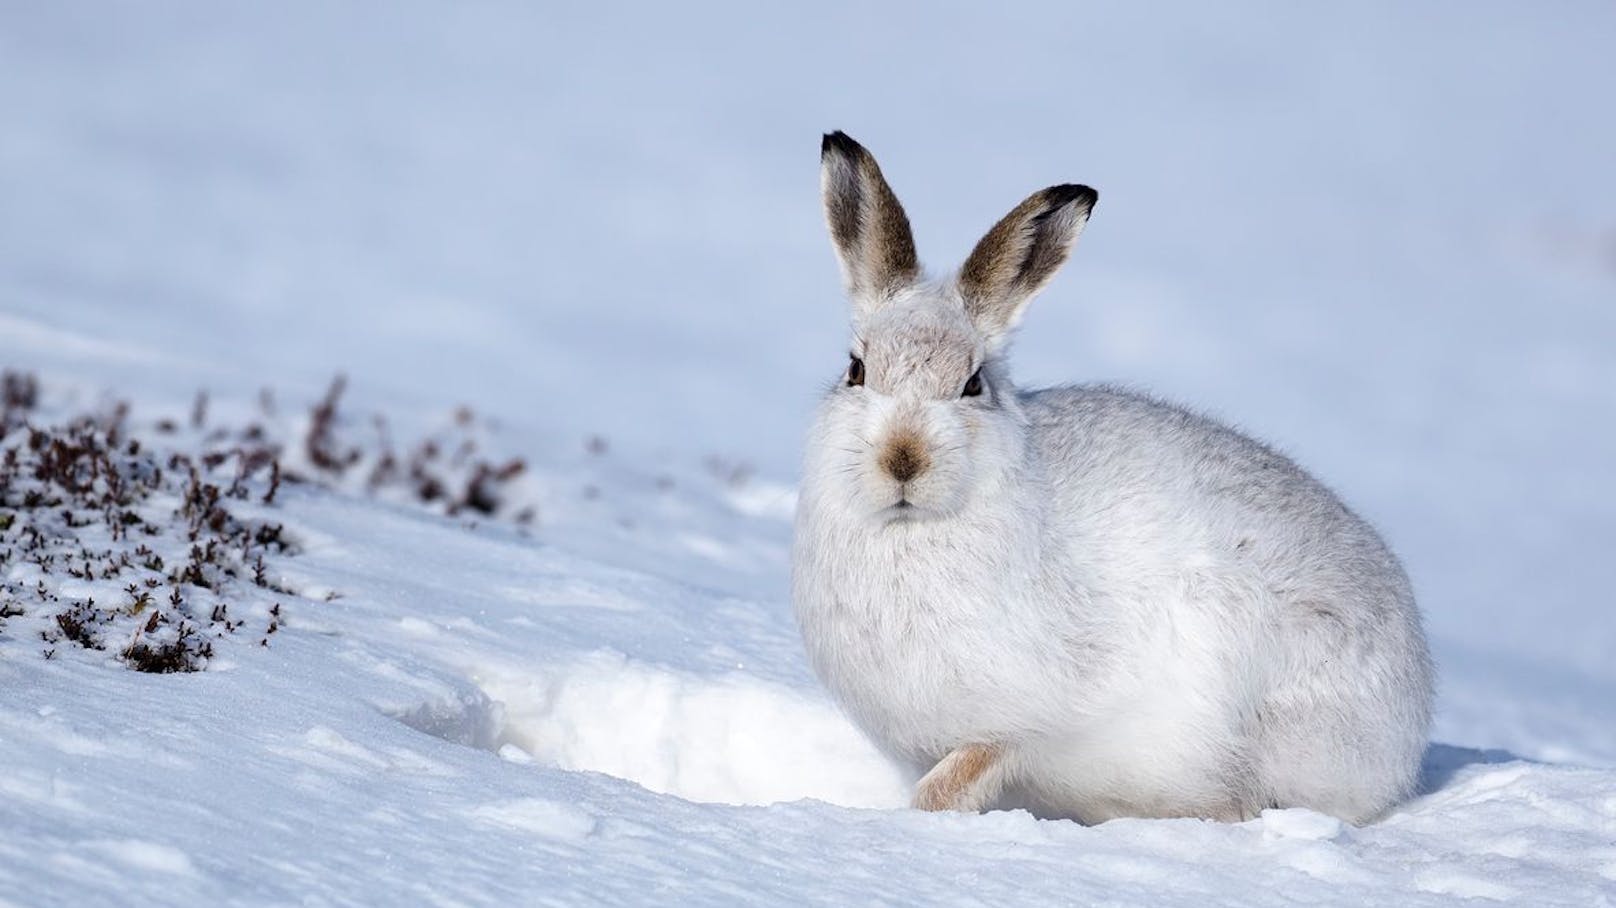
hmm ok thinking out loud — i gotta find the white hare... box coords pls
[792,132,1432,825]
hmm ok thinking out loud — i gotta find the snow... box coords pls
[4,1,1616,905]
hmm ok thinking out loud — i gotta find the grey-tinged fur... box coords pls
[793,134,1433,825]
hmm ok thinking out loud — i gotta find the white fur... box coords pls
[793,156,1433,826]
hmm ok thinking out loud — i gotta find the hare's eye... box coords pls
[962,368,984,398]
[847,355,865,387]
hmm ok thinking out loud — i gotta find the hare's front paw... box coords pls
[912,743,1005,812]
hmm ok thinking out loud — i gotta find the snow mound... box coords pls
[394,651,908,809]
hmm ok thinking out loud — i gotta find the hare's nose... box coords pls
[879,433,929,483]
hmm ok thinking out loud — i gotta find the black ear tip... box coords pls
[822,130,866,161]
[1045,183,1099,212]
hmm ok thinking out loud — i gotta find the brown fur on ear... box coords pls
[821,132,920,306]
[959,183,1097,337]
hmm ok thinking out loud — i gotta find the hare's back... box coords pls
[1024,384,1321,509]
[1022,384,1405,601]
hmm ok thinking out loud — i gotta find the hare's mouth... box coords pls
[876,482,960,523]
[880,499,929,523]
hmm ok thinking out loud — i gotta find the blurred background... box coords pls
[3,3,1614,755]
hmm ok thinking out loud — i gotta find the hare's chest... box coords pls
[798,546,1052,763]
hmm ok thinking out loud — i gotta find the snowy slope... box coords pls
[4,1,1616,904]
[3,384,1614,907]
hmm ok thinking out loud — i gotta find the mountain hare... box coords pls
[792,132,1432,825]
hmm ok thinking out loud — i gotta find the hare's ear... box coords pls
[959,184,1096,340]
[821,132,920,316]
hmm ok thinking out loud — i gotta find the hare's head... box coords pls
[810,131,1096,522]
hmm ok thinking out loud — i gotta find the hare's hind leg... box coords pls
[913,743,1006,812]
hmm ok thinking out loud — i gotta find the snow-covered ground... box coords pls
[4,2,1616,904]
